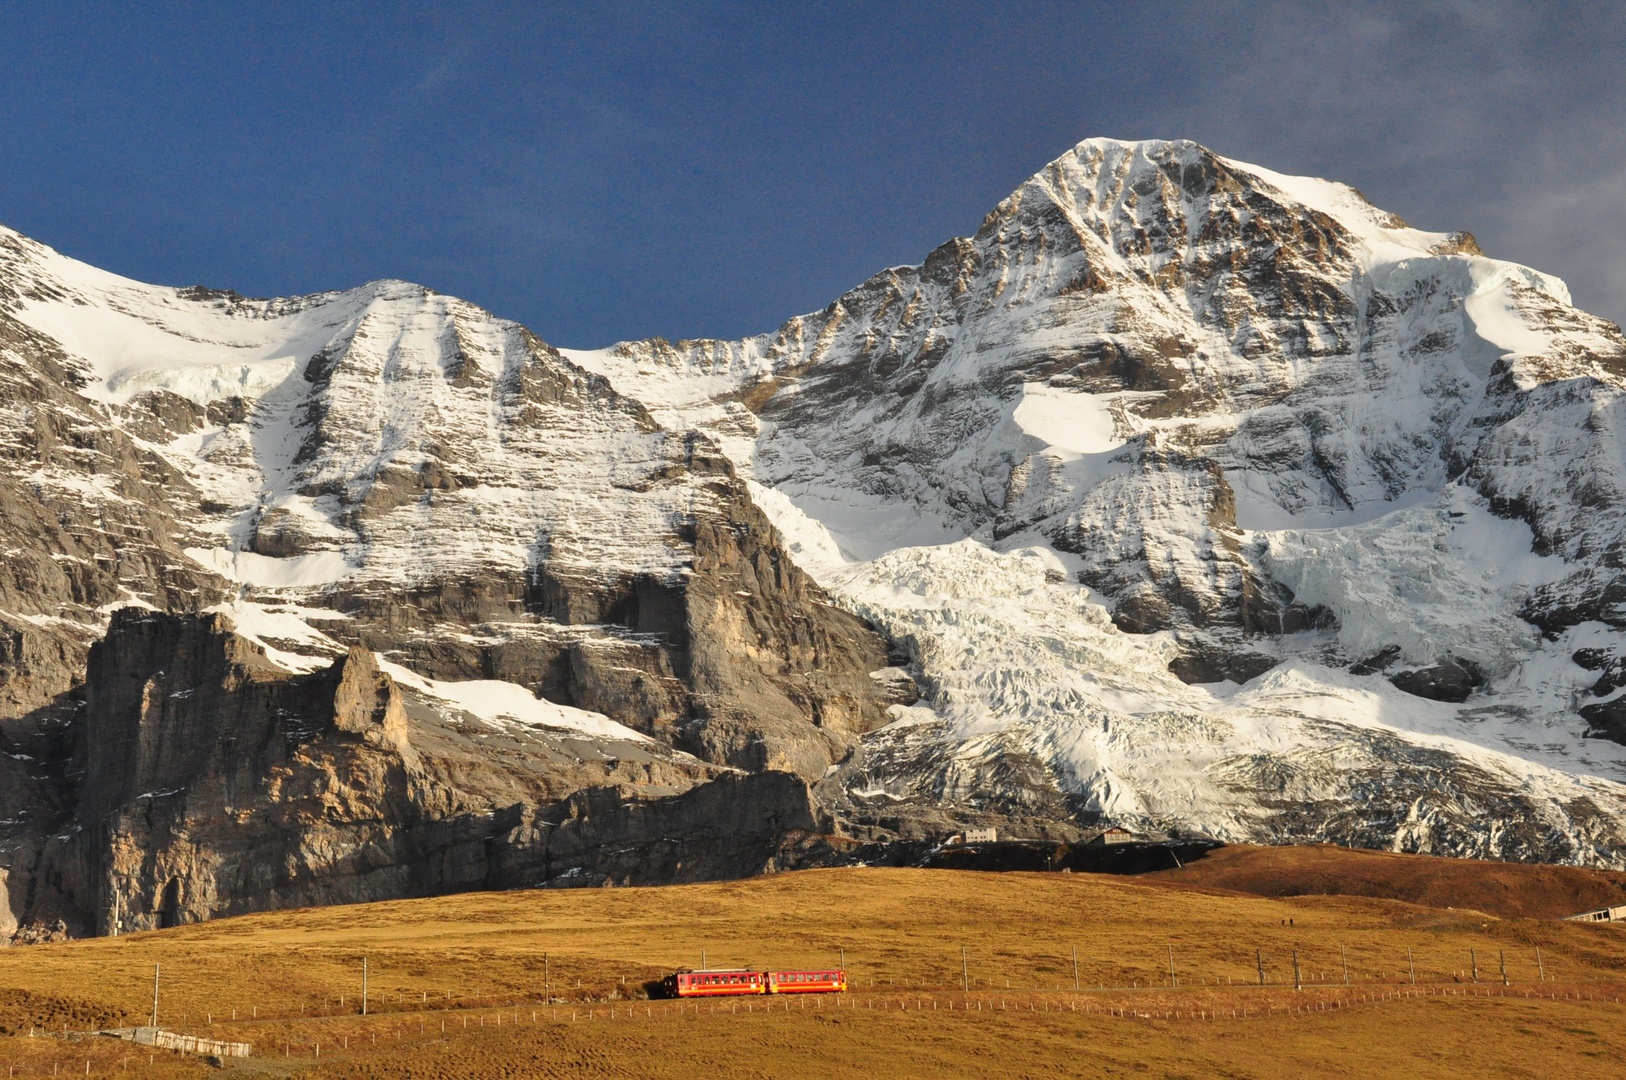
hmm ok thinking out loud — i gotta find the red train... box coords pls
[664,969,846,997]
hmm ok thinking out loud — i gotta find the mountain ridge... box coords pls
[2,135,1625,941]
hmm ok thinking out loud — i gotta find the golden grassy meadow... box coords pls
[3,850,1625,1078]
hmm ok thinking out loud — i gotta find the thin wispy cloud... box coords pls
[0,3,1619,341]
[1165,2,1626,322]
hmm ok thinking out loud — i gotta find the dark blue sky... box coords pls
[4,3,1623,347]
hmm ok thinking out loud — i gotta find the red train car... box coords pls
[666,970,765,997]
[663,969,847,998]
[766,970,845,994]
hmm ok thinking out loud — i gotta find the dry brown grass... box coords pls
[3,862,1626,1077]
[1146,842,1626,919]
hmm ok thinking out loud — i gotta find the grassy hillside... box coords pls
[2,856,1625,1077]
[1145,843,1626,919]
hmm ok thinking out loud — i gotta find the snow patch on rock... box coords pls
[377,659,650,742]
[1010,383,1124,455]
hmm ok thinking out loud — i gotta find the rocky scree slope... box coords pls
[0,229,889,939]
[569,137,1626,864]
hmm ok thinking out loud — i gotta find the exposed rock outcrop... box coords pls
[16,611,837,934]
[1389,658,1485,703]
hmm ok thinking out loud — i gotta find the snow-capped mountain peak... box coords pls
[568,136,1626,861]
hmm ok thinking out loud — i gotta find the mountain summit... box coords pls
[3,137,1624,939]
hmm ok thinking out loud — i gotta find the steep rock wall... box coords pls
[18,611,836,934]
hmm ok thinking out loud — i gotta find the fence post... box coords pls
[1072,947,1079,991]
[151,964,160,1029]
[1340,944,1349,985]
[1256,949,1265,987]
[1167,946,1175,987]
[1536,947,1545,983]
[1292,951,1301,991]
[961,945,968,992]
[1470,949,1478,983]
[1408,947,1415,986]
[1499,950,1508,987]
[363,958,368,1016]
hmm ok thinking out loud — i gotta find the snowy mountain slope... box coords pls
[0,224,888,770]
[567,138,1626,864]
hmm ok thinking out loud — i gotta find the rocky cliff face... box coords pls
[22,610,831,934]
[4,136,1626,939]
